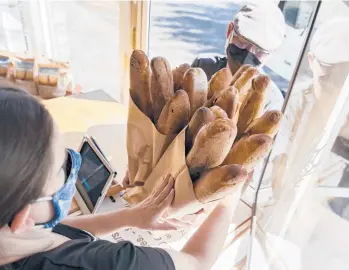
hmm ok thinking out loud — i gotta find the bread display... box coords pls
[186,118,237,179]
[244,110,283,137]
[207,67,232,99]
[222,134,273,172]
[230,64,252,86]
[130,50,153,120]
[237,74,270,135]
[173,63,190,91]
[157,90,190,135]
[151,57,174,123]
[194,165,247,203]
[210,105,228,119]
[185,107,215,152]
[182,68,208,117]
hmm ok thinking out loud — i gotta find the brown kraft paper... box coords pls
[127,95,179,185]
[125,128,232,218]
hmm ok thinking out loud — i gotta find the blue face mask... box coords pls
[36,148,81,228]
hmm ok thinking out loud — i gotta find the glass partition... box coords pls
[248,1,349,269]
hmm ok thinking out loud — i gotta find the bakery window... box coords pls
[0,1,124,101]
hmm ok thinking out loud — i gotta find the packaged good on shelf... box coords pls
[37,63,66,99]
[14,55,37,96]
[0,54,11,79]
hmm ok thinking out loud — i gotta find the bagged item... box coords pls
[0,54,10,80]
[37,63,65,99]
[50,60,75,95]
[14,56,37,96]
[124,50,283,219]
[127,94,178,185]
[124,127,246,218]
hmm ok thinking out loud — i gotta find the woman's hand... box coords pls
[128,174,191,230]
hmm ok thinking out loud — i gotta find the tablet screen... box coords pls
[76,141,111,212]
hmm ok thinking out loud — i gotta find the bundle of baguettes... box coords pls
[125,50,283,215]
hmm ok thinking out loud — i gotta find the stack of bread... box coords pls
[125,50,282,216]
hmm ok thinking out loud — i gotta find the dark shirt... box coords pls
[191,54,228,81]
[6,224,175,270]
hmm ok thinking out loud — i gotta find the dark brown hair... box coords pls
[0,87,54,227]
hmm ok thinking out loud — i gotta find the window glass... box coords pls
[0,1,121,101]
[148,1,316,95]
[250,1,349,268]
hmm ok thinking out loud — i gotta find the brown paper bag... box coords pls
[125,128,245,218]
[127,95,179,185]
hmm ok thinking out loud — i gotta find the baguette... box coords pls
[185,107,215,153]
[210,106,228,119]
[244,110,283,137]
[130,50,153,120]
[233,67,259,104]
[213,86,239,120]
[173,63,190,91]
[207,67,232,99]
[230,64,252,86]
[183,68,208,117]
[222,134,273,172]
[194,165,247,203]
[186,118,237,180]
[151,56,174,123]
[156,90,190,135]
[237,74,270,135]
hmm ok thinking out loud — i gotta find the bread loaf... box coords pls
[213,86,239,120]
[207,67,232,99]
[244,110,283,137]
[210,106,228,119]
[182,68,208,117]
[194,165,247,203]
[230,64,252,86]
[130,50,153,120]
[156,90,190,135]
[237,74,270,135]
[233,67,259,104]
[151,57,174,123]
[185,107,215,153]
[222,134,273,172]
[186,118,237,180]
[173,63,190,91]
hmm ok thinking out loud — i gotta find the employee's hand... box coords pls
[129,174,192,230]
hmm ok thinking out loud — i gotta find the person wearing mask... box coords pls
[0,86,243,270]
[192,3,286,111]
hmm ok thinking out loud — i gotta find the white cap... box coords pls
[234,3,285,51]
[310,18,349,65]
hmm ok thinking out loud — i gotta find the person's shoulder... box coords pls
[192,53,227,80]
[192,53,226,65]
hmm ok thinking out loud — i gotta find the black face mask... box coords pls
[226,44,261,75]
